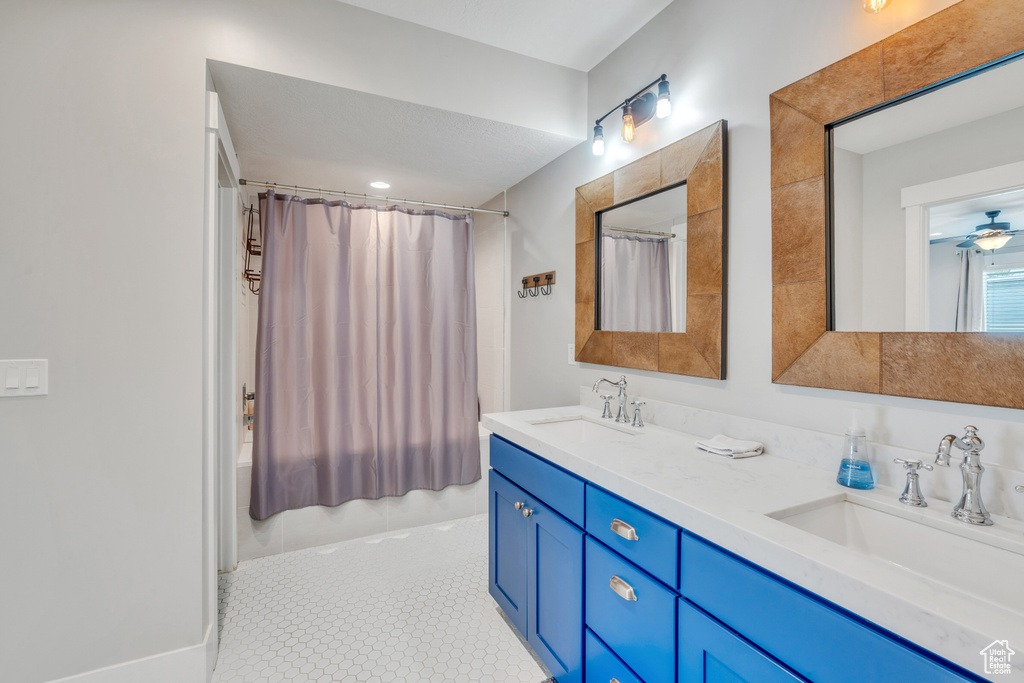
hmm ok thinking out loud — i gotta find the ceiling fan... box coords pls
[930,210,1023,250]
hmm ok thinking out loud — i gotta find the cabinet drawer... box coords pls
[586,537,676,683]
[586,629,645,683]
[586,484,679,588]
[490,435,585,527]
[680,534,974,683]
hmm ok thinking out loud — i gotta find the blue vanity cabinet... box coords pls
[528,495,584,683]
[679,599,804,683]
[488,470,530,636]
[488,436,585,683]
[679,534,980,683]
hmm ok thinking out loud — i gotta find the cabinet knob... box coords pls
[609,575,637,601]
[610,518,639,541]
[514,501,525,510]
[522,508,534,518]
[610,679,621,683]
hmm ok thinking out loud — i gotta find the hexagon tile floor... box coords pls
[212,513,553,682]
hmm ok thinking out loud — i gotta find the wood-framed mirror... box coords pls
[770,0,1024,409]
[576,120,727,378]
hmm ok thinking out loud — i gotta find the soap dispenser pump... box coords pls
[836,409,874,490]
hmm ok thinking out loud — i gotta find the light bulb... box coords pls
[656,97,671,119]
[974,234,1012,250]
[592,124,604,156]
[621,105,635,143]
[863,0,887,12]
[656,79,671,118]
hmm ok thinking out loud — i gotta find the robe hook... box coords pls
[529,276,541,297]
[518,277,528,298]
[540,273,553,296]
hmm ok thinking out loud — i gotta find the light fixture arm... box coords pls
[593,74,668,128]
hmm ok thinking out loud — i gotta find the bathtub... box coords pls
[235,424,492,562]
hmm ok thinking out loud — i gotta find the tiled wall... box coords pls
[474,200,506,415]
[235,430,492,563]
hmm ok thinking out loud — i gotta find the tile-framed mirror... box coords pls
[576,120,727,378]
[770,0,1024,409]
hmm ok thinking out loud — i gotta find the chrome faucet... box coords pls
[593,375,629,424]
[934,425,992,525]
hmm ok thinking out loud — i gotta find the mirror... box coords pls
[598,184,687,333]
[832,56,1024,333]
[575,120,726,379]
[769,0,1024,409]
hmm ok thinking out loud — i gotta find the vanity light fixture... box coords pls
[863,0,888,12]
[591,74,671,155]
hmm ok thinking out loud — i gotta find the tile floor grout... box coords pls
[213,513,552,682]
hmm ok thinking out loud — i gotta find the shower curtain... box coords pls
[601,233,672,332]
[955,248,985,332]
[251,190,480,520]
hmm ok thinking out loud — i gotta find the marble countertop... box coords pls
[483,405,1024,681]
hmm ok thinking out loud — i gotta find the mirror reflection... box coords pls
[832,56,1024,332]
[598,184,687,333]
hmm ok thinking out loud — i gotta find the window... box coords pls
[984,267,1024,332]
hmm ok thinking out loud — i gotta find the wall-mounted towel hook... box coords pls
[517,277,528,298]
[540,273,553,296]
[529,276,541,296]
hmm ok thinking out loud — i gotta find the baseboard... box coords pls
[46,634,208,683]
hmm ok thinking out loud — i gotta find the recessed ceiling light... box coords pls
[370,181,390,189]
[930,232,942,236]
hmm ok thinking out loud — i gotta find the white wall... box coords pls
[858,106,1024,330]
[833,147,864,330]
[0,2,584,681]
[928,243,962,332]
[506,0,1024,510]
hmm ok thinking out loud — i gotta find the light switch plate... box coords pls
[568,344,576,365]
[0,360,48,397]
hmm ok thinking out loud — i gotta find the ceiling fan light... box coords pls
[974,233,1012,250]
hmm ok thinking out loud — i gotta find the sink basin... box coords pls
[527,415,637,442]
[768,494,1024,613]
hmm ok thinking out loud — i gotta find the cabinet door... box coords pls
[489,470,529,637]
[679,600,805,683]
[529,499,584,683]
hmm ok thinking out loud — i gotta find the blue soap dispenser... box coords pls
[836,409,874,489]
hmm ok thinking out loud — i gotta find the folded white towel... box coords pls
[695,434,764,459]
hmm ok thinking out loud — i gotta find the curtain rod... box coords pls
[603,225,677,239]
[239,179,509,217]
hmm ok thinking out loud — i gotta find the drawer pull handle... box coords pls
[610,518,639,541]
[514,501,525,510]
[609,575,637,601]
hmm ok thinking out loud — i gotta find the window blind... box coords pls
[984,268,1024,332]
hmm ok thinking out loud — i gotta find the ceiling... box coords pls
[210,61,581,209]
[335,0,674,71]
[834,57,1024,155]
[929,187,1024,241]
[602,184,686,235]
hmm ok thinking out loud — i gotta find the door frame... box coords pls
[203,88,241,678]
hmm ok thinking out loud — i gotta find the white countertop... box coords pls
[483,405,1024,681]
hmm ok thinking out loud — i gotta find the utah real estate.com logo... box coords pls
[980,640,1015,676]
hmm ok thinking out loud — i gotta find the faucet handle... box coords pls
[630,401,645,428]
[894,458,931,506]
[894,458,933,473]
[1016,485,1024,493]
[600,394,615,420]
